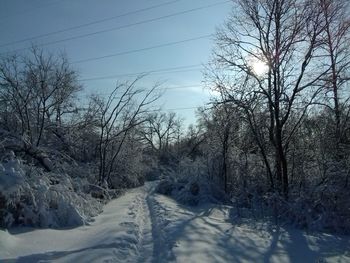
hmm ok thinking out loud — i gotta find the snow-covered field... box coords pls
[1,182,349,263]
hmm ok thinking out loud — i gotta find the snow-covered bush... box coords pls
[156,157,229,206]
[284,184,350,234]
[109,139,146,189]
[0,152,102,228]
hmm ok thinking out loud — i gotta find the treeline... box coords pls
[0,48,167,227]
[154,0,350,233]
[0,48,161,187]
[196,0,350,232]
[0,46,201,228]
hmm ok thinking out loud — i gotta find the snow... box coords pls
[1,182,349,262]
[0,154,25,193]
[0,184,153,262]
[150,193,350,263]
[0,156,102,228]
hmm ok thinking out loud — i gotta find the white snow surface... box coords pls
[1,182,349,263]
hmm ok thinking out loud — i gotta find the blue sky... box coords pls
[0,0,231,126]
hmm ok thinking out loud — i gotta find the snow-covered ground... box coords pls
[1,182,349,263]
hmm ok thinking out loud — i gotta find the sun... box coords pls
[251,59,269,76]
[248,56,269,77]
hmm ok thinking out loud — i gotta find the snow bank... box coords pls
[0,152,102,228]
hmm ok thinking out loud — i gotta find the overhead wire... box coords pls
[0,0,181,47]
[0,0,68,21]
[71,34,212,64]
[77,104,205,112]
[0,0,230,55]
[0,1,223,113]
[78,64,205,82]
[90,84,205,96]
[150,106,203,112]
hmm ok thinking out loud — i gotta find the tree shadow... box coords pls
[154,194,350,263]
[2,235,139,263]
[7,224,84,235]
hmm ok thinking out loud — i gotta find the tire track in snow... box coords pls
[146,183,176,263]
[115,187,153,263]
[135,185,154,263]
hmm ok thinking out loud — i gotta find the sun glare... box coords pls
[248,56,269,77]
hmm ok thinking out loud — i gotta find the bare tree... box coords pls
[318,0,350,158]
[96,77,159,186]
[0,54,33,136]
[0,47,81,146]
[140,111,182,154]
[209,0,329,197]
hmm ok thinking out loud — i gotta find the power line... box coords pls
[80,68,203,81]
[145,104,212,113]
[90,84,204,96]
[156,106,201,112]
[77,104,202,112]
[72,34,212,64]
[0,0,67,21]
[78,64,204,82]
[153,105,211,112]
[78,84,211,113]
[0,0,180,47]
[147,105,212,114]
[0,0,230,55]
[162,84,203,90]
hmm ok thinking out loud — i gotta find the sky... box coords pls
[0,0,232,126]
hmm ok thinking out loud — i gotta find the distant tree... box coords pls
[95,77,159,187]
[140,111,182,154]
[0,47,81,146]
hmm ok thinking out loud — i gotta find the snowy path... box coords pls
[1,182,350,263]
[0,183,157,263]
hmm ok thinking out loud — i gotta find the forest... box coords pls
[0,0,349,239]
